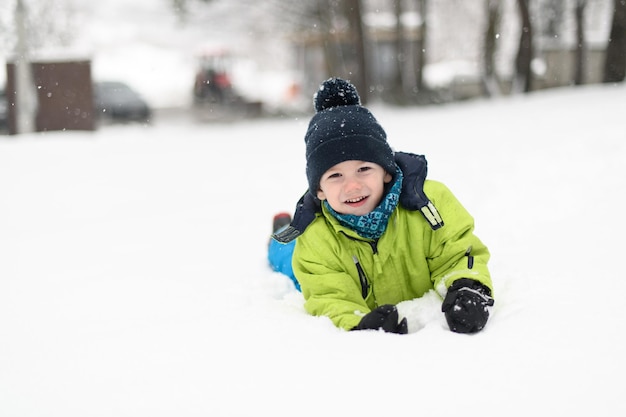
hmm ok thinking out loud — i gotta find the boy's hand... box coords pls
[353,304,408,334]
[442,278,494,334]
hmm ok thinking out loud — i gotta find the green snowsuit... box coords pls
[292,178,493,331]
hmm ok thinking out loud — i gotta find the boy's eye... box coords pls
[327,173,341,179]
[358,166,372,172]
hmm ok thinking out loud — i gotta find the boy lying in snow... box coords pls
[269,78,494,334]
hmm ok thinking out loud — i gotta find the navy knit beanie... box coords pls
[305,78,396,195]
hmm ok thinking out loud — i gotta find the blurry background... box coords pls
[1,0,625,132]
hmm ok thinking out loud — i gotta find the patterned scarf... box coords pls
[324,166,403,239]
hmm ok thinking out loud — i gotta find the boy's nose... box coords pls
[344,176,362,191]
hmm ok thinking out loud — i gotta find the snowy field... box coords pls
[2,83,626,416]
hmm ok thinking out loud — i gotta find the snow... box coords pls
[2,1,626,415]
[2,83,626,416]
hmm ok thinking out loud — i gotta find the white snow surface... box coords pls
[2,83,626,416]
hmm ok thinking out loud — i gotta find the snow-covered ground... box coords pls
[2,82,626,416]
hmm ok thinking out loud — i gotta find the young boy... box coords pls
[270,78,494,334]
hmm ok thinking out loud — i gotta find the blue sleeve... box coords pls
[267,238,300,291]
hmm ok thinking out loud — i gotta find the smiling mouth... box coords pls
[345,196,367,204]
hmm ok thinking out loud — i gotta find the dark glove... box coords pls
[442,278,494,334]
[353,304,408,334]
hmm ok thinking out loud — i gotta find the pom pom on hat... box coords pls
[304,78,396,196]
[313,78,361,112]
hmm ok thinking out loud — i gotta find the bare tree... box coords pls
[414,0,427,95]
[344,0,369,103]
[390,0,406,101]
[12,0,37,134]
[482,0,501,96]
[311,0,369,100]
[317,0,343,78]
[603,0,626,83]
[311,0,368,99]
[514,0,533,92]
[1,0,78,51]
[573,0,587,85]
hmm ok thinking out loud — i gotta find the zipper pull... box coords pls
[352,255,369,299]
[465,246,474,269]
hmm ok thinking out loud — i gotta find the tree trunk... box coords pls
[603,0,626,83]
[414,0,427,93]
[515,0,533,93]
[482,0,501,96]
[317,0,340,79]
[573,0,586,86]
[13,0,37,134]
[344,0,368,103]
[391,0,405,102]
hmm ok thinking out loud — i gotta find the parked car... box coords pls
[93,81,152,123]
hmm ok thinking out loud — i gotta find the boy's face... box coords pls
[317,160,392,216]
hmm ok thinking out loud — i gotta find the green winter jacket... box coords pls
[292,179,492,331]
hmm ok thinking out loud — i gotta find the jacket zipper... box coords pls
[352,239,381,301]
[352,256,369,299]
[465,245,474,269]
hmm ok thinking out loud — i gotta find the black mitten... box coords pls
[353,304,408,334]
[442,278,494,334]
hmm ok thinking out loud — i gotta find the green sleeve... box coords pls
[424,181,493,296]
